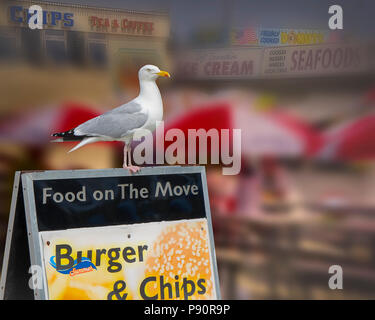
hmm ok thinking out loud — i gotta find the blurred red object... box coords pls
[0,102,100,146]
[161,101,322,159]
[318,113,375,161]
[165,103,233,133]
[237,109,323,157]
[365,86,375,104]
[53,102,100,134]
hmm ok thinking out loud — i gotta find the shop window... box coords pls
[67,31,85,66]
[45,29,66,63]
[0,35,17,60]
[87,33,108,68]
[0,27,18,61]
[21,28,42,64]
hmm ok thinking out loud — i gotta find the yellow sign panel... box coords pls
[280,30,325,45]
[41,218,217,300]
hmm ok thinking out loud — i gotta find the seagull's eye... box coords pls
[147,68,151,72]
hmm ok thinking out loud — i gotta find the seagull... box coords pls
[51,65,170,173]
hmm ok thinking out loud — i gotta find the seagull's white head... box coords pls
[138,64,171,81]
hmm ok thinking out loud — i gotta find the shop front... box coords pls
[0,0,170,68]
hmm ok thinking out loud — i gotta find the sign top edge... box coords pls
[20,166,206,180]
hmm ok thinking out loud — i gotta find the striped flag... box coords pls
[239,27,258,44]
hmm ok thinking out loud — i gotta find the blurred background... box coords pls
[1,0,375,299]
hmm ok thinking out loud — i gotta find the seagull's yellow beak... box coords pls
[157,70,171,78]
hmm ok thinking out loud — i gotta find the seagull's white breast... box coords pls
[136,80,164,133]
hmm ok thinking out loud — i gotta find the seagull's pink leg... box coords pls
[127,146,140,173]
[122,144,128,169]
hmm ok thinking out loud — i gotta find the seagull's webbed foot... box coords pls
[123,164,140,174]
[129,165,140,173]
[122,157,141,173]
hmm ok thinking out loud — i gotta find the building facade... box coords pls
[0,0,170,68]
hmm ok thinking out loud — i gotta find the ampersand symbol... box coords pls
[107,280,128,300]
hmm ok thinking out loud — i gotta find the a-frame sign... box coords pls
[0,166,220,300]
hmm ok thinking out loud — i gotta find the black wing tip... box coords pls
[50,129,89,142]
[51,129,75,137]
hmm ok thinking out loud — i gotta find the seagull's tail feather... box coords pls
[51,129,101,153]
[68,137,100,153]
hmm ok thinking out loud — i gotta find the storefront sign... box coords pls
[231,27,334,47]
[261,44,368,77]
[89,16,154,35]
[258,29,280,46]
[176,48,263,79]
[0,167,219,300]
[9,5,74,27]
[280,29,326,46]
[177,43,372,79]
[2,1,169,38]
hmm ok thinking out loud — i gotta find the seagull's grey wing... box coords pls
[74,101,148,139]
